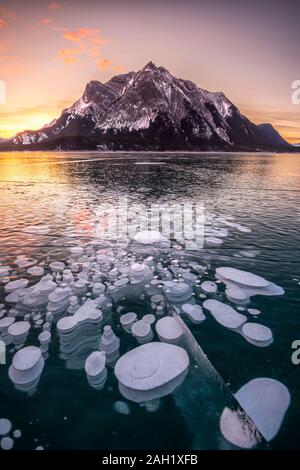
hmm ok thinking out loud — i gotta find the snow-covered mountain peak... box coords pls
[142,60,159,71]
[3,61,290,152]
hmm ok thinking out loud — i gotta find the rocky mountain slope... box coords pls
[0,62,292,152]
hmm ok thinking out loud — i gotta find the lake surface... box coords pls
[0,151,299,450]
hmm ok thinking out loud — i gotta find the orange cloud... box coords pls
[58,27,108,65]
[57,27,123,72]
[111,65,125,73]
[62,28,107,56]
[98,58,112,70]
[59,47,80,64]
[62,28,96,43]
[98,59,124,73]
[48,2,60,10]
[39,18,53,25]
[0,17,4,29]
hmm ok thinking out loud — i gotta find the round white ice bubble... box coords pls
[70,247,84,255]
[142,314,155,325]
[49,261,65,272]
[205,237,223,247]
[4,278,29,293]
[234,378,291,442]
[0,316,15,332]
[57,316,77,333]
[120,312,137,332]
[85,351,106,377]
[0,436,14,450]
[201,281,218,294]
[0,266,11,277]
[27,266,44,276]
[114,278,128,287]
[114,342,189,399]
[114,400,130,415]
[247,308,261,316]
[9,345,45,390]
[164,282,191,302]
[12,346,42,371]
[0,418,12,436]
[131,320,153,343]
[203,299,247,329]
[242,323,273,342]
[237,225,252,233]
[155,317,184,344]
[225,286,248,304]
[181,304,206,324]
[134,230,165,245]
[216,267,269,288]
[8,321,30,337]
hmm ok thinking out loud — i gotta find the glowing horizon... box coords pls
[1,0,300,143]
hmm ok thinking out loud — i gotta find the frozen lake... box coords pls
[0,151,299,449]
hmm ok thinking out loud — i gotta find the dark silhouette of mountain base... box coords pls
[0,62,294,152]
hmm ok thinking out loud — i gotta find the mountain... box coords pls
[0,61,293,152]
[257,123,289,148]
[0,138,8,144]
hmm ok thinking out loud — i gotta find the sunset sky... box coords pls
[0,0,299,143]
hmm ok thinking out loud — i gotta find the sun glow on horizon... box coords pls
[0,111,60,138]
[1,103,298,144]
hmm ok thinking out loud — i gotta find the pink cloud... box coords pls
[39,18,53,25]
[0,17,4,29]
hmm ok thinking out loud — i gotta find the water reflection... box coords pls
[0,152,299,449]
[0,152,299,267]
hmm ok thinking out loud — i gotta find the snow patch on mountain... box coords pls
[13,132,48,146]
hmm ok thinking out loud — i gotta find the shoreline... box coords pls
[0,149,299,156]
